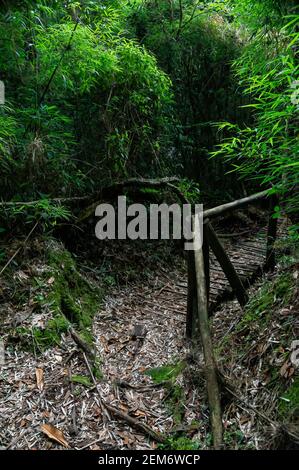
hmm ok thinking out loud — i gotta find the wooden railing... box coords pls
[184,190,279,449]
[186,191,278,339]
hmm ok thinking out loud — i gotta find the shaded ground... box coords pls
[0,214,298,450]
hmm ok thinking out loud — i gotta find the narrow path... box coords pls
[0,219,289,449]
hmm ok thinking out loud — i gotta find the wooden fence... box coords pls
[186,191,278,339]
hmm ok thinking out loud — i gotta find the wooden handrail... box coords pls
[187,190,279,334]
[186,191,282,450]
[203,189,269,220]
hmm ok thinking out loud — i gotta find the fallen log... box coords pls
[82,353,166,443]
[0,177,182,208]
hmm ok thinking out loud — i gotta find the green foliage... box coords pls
[212,5,299,219]
[128,0,241,186]
[36,23,119,94]
[229,0,297,30]
[177,179,201,203]
[14,314,69,350]
[71,374,92,388]
[223,428,245,447]
[159,436,200,450]
[279,377,299,421]
[0,0,173,200]
[0,107,17,175]
[145,361,185,383]
[239,272,293,325]
[32,315,69,349]
[0,200,72,238]
[1,0,298,237]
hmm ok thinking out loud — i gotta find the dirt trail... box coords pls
[0,266,205,450]
[0,219,291,450]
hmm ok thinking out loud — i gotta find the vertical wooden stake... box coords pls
[203,220,210,308]
[186,249,197,339]
[194,241,223,449]
[266,194,278,271]
[186,220,210,338]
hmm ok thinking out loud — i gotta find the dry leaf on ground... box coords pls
[41,423,69,448]
[35,368,44,392]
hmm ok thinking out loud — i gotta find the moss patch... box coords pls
[71,374,93,388]
[48,246,101,324]
[145,361,186,424]
[239,272,293,327]
[34,316,69,348]
[144,361,185,383]
[279,377,299,423]
[10,241,103,351]
[38,244,103,348]
[159,436,200,450]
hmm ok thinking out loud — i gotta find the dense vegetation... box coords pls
[0,0,298,218]
[0,0,298,452]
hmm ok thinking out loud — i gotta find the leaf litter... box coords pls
[1,231,298,450]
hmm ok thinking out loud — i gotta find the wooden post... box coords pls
[203,220,210,308]
[186,218,210,338]
[265,194,278,271]
[207,221,249,307]
[194,244,223,449]
[186,249,197,339]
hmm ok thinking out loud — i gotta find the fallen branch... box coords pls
[76,177,186,223]
[223,381,299,445]
[115,380,168,392]
[0,221,39,276]
[68,325,95,360]
[82,353,166,444]
[103,400,166,444]
[0,177,181,208]
[67,366,78,436]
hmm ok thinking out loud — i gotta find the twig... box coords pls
[115,380,168,392]
[224,383,299,442]
[224,383,276,426]
[69,326,95,360]
[75,437,106,451]
[0,221,38,276]
[6,430,26,450]
[218,230,254,238]
[82,352,110,421]
[37,19,79,108]
[82,353,166,443]
[0,177,181,208]
[67,367,78,436]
